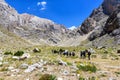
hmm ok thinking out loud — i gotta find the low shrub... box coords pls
[4,51,13,55]
[0,78,4,80]
[39,74,56,80]
[115,72,120,75]
[77,63,97,72]
[14,50,24,56]
[88,76,96,80]
[0,67,8,71]
[79,76,85,80]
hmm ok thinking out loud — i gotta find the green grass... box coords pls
[14,50,24,56]
[39,74,56,80]
[77,63,97,73]
[4,51,13,55]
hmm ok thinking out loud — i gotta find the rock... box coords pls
[20,63,29,69]
[8,66,14,71]
[12,56,19,60]
[19,53,30,60]
[58,59,67,66]
[0,56,3,61]
[104,9,120,34]
[57,77,63,80]
[102,0,120,15]
[24,66,36,73]
[39,67,44,72]
[0,62,2,65]
[109,77,116,80]
[62,70,69,75]
[24,62,43,73]
[33,48,41,53]
[11,69,20,73]
[26,78,30,80]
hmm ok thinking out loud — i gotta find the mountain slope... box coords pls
[0,25,31,50]
[0,0,71,46]
[82,0,120,47]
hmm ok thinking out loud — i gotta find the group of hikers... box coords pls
[52,48,94,60]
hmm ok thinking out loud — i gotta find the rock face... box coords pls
[85,0,120,47]
[102,0,120,15]
[0,0,69,45]
[104,9,120,33]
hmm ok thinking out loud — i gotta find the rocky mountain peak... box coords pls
[102,0,120,15]
[0,0,70,45]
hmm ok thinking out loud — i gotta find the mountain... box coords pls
[80,0,120,48]
[0,0,119,48]
[0,0,72,46]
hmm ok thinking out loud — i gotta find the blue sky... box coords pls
[5,0,103,28]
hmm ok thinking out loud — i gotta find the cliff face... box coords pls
[102,0,120,15]
[85,0,120,47]
[0,0,70,45]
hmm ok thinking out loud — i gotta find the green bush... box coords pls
[14,50,24,56]
[4,51,13,55]
[0,67,8,71]
[77,63,97,72]
[39,74,56,80]
[115,72,120,75]
[79,76,85,80]
[0,78,4,80]
[88,76,96,80]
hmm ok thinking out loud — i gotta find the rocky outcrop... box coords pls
[102,0,120,15]
[104,9,120,33]
[81,0,120,47]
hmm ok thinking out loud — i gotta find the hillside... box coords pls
[0,25,31,50]
[78,0,120,48]
[0,0,70,46]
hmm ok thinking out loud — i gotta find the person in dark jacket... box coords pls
[87,50,91,60]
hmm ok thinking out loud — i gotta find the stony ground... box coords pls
[0,47,120,80]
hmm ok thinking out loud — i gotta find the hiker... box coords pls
[68,52,72,56]
[80,50,87,59]
[87,50,91,60]
[59,49,65,55]
[63,50,68,56]
[71,51,75,56]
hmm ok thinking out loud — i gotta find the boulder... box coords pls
[20,53,30,59]
[8,66,14,71]
[57,77,63,80]
[58,59,67,66]
[20,63,29,69]
[33,48,41,53]
[12,56,19,60]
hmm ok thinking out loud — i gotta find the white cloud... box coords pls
[37,2,41,6]
[37,1,47,10]
[68,26,77,30]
